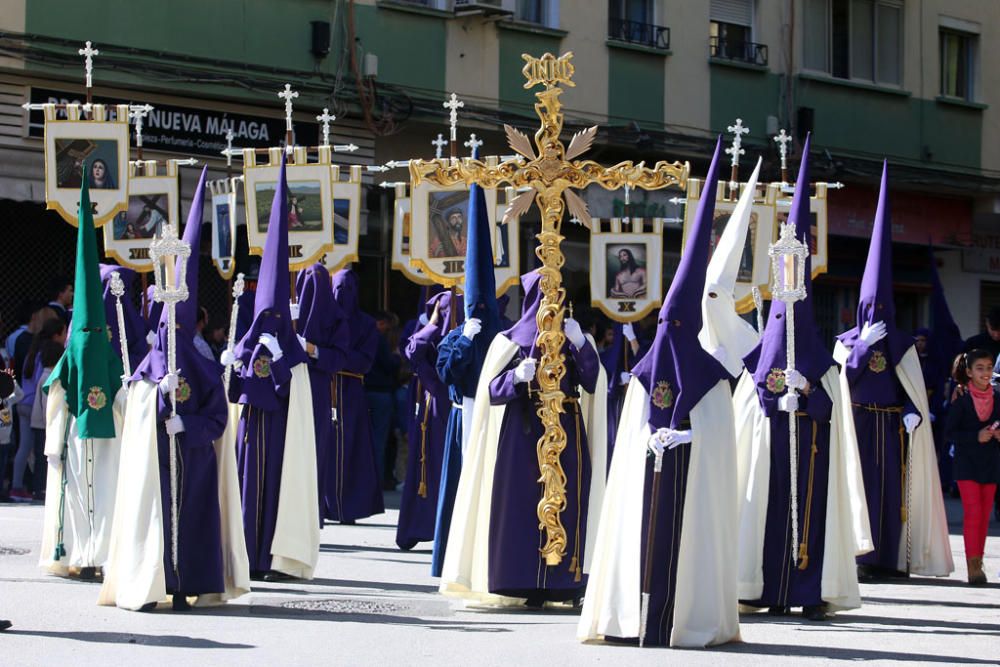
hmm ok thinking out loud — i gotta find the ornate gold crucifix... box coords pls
[410,52,689,567]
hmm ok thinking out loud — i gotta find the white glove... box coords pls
[418,313,429,326]
[903,413,921,434]
[289,302,300,320]
[647,428,669,455]
[859,320,888,347]
[165,415,185,435]
[158,372,179,395]
[622,323,637,342]
[146,330,157,346]
[462,318,482,340]
[513,358,537,384]
[297,334,308,352]
[710,346,727,366]
[220,349,236,367]
[784,368,807,391]
[665,429,692,449]
[619,371,631,386]
[778,393,799,414]
[564,318,586,348]
[258,333,283,361]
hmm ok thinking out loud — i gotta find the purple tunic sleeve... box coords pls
[489,367,526,406]
[341,327,377,376]
[843,341,873,386]
[406,336,445,397]
[803,383,833,423]
[571,342,599,394]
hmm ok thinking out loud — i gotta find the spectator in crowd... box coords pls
[365,310,402,490]
[0,367,23,501]
[47,275,74,327]
[962,306,1000,361]
[11,315,66,501]
[193,306,215,362]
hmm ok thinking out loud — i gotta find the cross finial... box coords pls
[278,84,299,133]
[224,128,235,167]
[464,133,483,157]
[726,118,749,169]
[431,133,448,159]
[774,129,792,173]
[129,104,153,148]
[443,93,464,142]
[316,107,336,147]
[78,41,99,90]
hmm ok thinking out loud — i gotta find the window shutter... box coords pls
[711,0,753,26]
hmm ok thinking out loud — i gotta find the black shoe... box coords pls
[263,570,295,582]
[856,565,875,581]
[172,595,191,612]
[250,570,268,581]
[802,604,828,621]
[340,519,356,526]
[767,605,791,616]
[524,594,545,609]
[138,602,157,612]
[78,567,97,581]
[0,620,11,631]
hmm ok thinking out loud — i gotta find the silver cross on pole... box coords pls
[224,129,235,169]
[774,129,792,183]
[464,133,483,158]
[443,93,464,158]
[129,104,154,160]
[316,107,336,148]
[108,271,132,380]
[278,83,299,145]
[78,41,99,99]
[726,118,749,195]
[432,133,448,159]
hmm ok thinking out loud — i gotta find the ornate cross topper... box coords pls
[443,93,464,143]
[774,128,792,182]
[78,41,99,90]
[316,107,336,147]
[278,83,299,133]
[410,51,688,567]
[129,104,154,148]
[726,118,749,169]
[464,133,483,157]
[224,129,235,168]
[431,133,448,159]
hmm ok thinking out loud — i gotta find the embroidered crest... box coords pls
[253,355,272,379]
[175,376,191,403]
[0,407,11,426]
[651,380,674,410]
[87,386,107,411]
[868,350,887,374]
[766,368,786,394]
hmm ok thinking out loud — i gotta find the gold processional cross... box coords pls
[410,52,689,567]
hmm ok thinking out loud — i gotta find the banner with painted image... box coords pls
[589,218,664,322]
[407,179,498,288]
[102,160,180,272]
[682,179,780,313]
[43,103,131,227]
[774,181,830,281]
[242,147,361,272]
[391,185,436,286]
[209,177,240,280]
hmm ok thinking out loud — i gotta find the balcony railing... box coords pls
[608,18,670,51]
[709,36,768,66]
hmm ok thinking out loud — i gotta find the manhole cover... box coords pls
[277,597,451,617]
[0,545,29,556]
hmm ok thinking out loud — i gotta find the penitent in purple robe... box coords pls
[296,264,350,525]
[486,272,599,600]
[836,164,917,575]
[396,292,458,550]
[100,264,149,372]
[325,269,384,522]
[131,167,227,595]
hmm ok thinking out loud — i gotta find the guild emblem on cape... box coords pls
[175,376,191,403]
[87,386,107,411]
[868,350,888,374]
[0,408,11,426]
[651,380,674,410]
[766,368,786,394]
[253,355,272,379]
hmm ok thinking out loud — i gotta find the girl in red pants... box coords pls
[945,350,1000,585]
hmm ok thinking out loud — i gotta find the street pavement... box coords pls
[0,492,997,666]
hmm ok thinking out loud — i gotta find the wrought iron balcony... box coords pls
[710,36,768,66]
[608,18,671,51]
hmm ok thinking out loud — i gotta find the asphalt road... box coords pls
[0,493,997,666]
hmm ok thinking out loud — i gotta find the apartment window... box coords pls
[608,0,669,50]
[803,0,902,85]
[941,29,976,101]
[710,0,767,66]
[515,0,558,28]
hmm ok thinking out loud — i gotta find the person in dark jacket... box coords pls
[944,349,1000,585]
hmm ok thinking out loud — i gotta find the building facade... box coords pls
[0,0,998,340]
